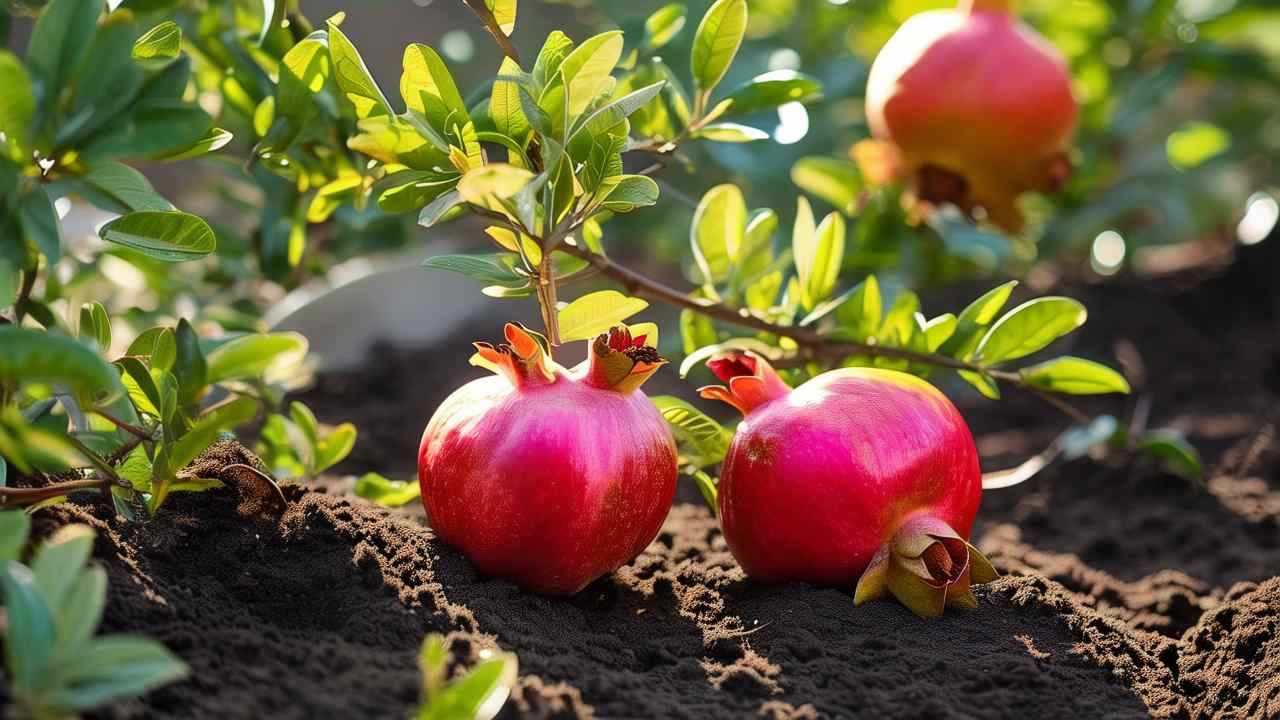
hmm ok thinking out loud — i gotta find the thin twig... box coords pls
[460,0,521,65]
[0,477,113,508]
[96,409,154,441]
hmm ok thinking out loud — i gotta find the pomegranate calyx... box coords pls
[853,515,997,618]
[472,323,555,387]
[584,326,667,394]
[959,0,1016,15]
[697,351,792,416]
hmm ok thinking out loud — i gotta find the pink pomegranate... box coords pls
[418,324,677,595]
[700,352,995,617]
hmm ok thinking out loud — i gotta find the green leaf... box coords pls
[79,302,112,351]
[922,313,956,352]
[456,164,534,203]
[1,561,55,690]
[791,156,859,214]
[691,469,718,513]
[259,0,284,44]
[314,423,356,474]
[721,70,822,118]
[832,276,882,339]
[558,31,625,117]
[418,652,517,720]
[81,100,213,161]
[692,123,767,142]
[79,162,174,212]
[0,326,122,405]
[99,211,216,262]
[205,332,308,385]
[402,44,467,134]
[128,327,177,373]
[490,58,530,142]
[572,81,665,140]
[154,127,233,161]
[1019,356,1131,395]
[133,21,181,60]
[26,0,101,110]
[690,0,747,98]
[378,171,460,214]
[418,190,465,227]
[49,635,189,710]
[165,398,258,474]
[645,4,687,50]
[1138,430,1202,482]
[601,175,659,212]
[328,20,391,119]
[533,31,574,89]
[486,0,517,35]
[692,183,746,285]
[19,185,62,263]
[354,473,422,507]
[793,199,845,311]
[0,511,30,564]
[651,396,732,469]
[57,565,106,649]
[0,51,35,150]
[31,524,94,617]
[557,290,649,343]
[976,297,1088,365]
[422,253,527,288]
[66,17,145,143]
[938,281,1017,360]
[959,369,1000,399]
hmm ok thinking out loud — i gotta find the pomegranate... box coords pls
[418,323,677,595]
[699,352,996,617]
[862,0,1077,232]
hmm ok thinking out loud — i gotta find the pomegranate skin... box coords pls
[716,368,981,586]
[864,2,1077,230]
[418,326,677,596]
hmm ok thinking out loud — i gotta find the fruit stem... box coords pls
[960,0,1016,13]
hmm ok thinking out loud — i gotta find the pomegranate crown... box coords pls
[854,515,998,619]
[697,350,792,415]
[472,323,556,386]
[584,326,667,394]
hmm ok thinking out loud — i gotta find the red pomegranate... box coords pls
[700,352,995,617]
[418,324,678,595]
[862,0,1077,232]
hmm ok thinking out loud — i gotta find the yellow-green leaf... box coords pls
[557,290,649,343]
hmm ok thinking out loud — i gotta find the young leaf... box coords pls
[1138,430,1203,482]
[79,162,174,212]
[976,298,1088,365]
[795,210,845,311]
[651,396,732,469]
[328,20,392,119]
[204,332,309,385]
[79,302,112,351]
[1,561,55,690]
[314,423,357,474]
[456,164,534,203]
[154,127,233,161]
[938,281,1017,360]
[99,211,216,263]
[31,525,94,615]
[959,369,1000,399]
[0,326,122,405]
[791,156,859,215]
[533,31,574,89]
[164,398,258,474]
[825,276,882,338]
[418,651,517,720]
[355,473,422,507]
[601,175,659,212]
[922,314,957,352]
[558,31,625,116]
[557,290,649,343]
[402,44,468,134]
[690,0,748,99]
[18,186,62,264]
[572,81,665,139]
[259,0,285,43]
[691,470,718,513]
[490,58,530,142]
[26,0,100,109]
[133,21,182,61]
[645,4,687,50]
[485,0,518,36]
[720,70,823,119]
[1019,357,1131,395]
[692,184,747,285]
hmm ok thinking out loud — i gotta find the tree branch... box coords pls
[0,477,112,508]
[461,0,521,65]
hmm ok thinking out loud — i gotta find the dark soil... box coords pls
[21,255,1280,719]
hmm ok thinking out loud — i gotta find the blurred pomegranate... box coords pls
[862,0,1077,232]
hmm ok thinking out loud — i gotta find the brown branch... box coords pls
[461,0,521,65]
[0,477,112,508]
[96,409,154,441]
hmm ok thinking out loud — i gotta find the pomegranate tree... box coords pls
[862,0,1077,231]
[418,324,677,595]
[699,351,996,618]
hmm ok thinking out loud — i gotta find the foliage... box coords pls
[414,633,517,720]
[0,512,188,719]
